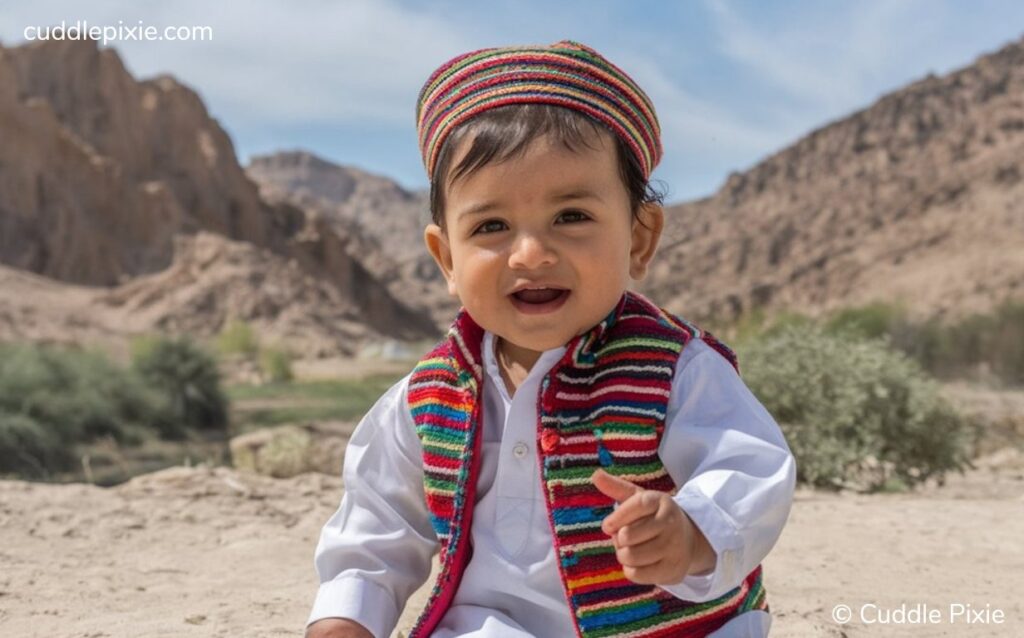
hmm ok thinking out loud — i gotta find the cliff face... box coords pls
[639,37,1024,322]
[0,39,437,349]
[0,39,278,283]
[247,151,459,330]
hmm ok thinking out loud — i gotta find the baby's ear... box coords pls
[629,203,664,280]
[424,224,459,297]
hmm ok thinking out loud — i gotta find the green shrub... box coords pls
[0,343,171,478]
[131,335,229,435]
[824,301,909,341]
[215,319,260,358]
[0,338,231,478]
[259,345,294,383]
[213,320,300,386]
[818,299,1024,386]
[739,325,972,491]
[989,300,1024,385]
[0,411,72,479]
[727,309,816,353]
[0,343,167,442]
[901,300,1024,385]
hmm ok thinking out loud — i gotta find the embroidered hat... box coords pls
[415,39,662,181]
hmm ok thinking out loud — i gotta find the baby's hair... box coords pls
[429,104,666,232]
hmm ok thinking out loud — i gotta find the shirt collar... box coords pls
[482,330,567,403]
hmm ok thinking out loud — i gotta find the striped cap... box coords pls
[416,40,662,181]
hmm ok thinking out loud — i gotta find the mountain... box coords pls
[0,39,437,353]
[246,151,458,329]
[639,36,1024,323]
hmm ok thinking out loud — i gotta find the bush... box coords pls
[0,343,166,442]
[722,308,812,350]
[214,319,298,385]
[0,343,169,478]
[824,301,909,341]
[259,345,294,383]
[899,300,1024,385]
[0,412,72,478]
[216,320,260,358]
[130,335,229,435]
[739,325,972,491]
[818,299,1024,386]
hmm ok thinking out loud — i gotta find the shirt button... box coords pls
[541,430,560,453]
[512,442,529,459]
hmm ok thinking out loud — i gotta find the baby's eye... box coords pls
[473,220,507,235]
[556,209,591,224]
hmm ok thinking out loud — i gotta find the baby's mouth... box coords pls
[512,288,567,304]
[508,287,571,314]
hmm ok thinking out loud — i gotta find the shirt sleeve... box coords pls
[656,338,797,603]
[306,372,439,638]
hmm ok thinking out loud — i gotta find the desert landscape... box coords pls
[1,22,1023,638]
[0,443,1021,637]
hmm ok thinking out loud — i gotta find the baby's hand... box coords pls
[592,469,715,585]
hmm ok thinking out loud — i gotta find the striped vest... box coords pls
[407,291,768,637]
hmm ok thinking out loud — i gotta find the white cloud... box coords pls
[0,0,485,125]
[702,0,941,112]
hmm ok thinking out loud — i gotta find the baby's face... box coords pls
[424,127,663,356]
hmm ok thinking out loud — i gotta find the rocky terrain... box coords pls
[645,36,1024,323]
[0,230,428,358]
[247,151,459,330]
[0,39,436,355]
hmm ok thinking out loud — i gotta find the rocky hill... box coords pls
[640,36,1024,323]
[247,152,458,329]
[0,39,437,353]
[0,231,414,358]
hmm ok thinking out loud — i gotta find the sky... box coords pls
[2,1,1023,203]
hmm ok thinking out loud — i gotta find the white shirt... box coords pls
[308,330,797,638]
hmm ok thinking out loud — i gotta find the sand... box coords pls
[0,449,1021,638]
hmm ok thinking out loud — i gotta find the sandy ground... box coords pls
[1,448,1022,638]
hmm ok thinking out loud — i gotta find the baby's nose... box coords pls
[508,233,557,269]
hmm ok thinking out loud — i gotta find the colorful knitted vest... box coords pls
[407,291,768,637]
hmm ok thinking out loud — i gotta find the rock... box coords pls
[229,422,355,479]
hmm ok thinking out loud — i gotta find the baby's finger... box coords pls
[591,469,641,503]
[615,534,665,568]
[615,513,662,548]
[602,490,660,535]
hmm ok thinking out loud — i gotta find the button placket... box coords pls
[496,398,538,557]
[498,387,541,498]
